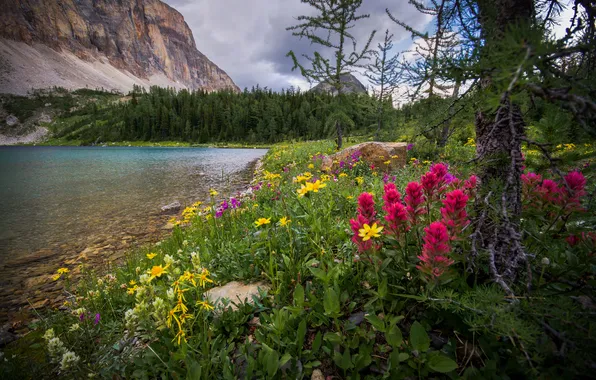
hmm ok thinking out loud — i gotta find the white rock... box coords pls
[205,281,270,310]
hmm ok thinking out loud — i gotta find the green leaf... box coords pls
[279,353,292,367]
[386,325,403,347]
[309,267,328,282]
[323,288,340,317]
[428,355,458,373]
[398,352,410,362]
[323,332,342,345]
[409,321,430,352]
[304,360,322,369]
[378,277,388,299]
[293,284,304,308]
[365,314,386,332]
[296,319,307,349]
[312,331,322,353]
[266,349,279,377]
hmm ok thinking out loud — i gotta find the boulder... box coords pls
[6,115,18,126]
[321,142,408,173]
[160,201,181,214]
[205,281,270,311]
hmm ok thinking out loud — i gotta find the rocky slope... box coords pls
[0,0,240,95]
[311,73,368,95]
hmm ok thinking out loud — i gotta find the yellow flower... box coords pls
[279,217,291,227]
[358,223,384,242]
[127,285,138,295]
[297,184,310,197]
[309,180,326,192]
[52,274,61,281]
[129,280,136,286]
[173,329,186,345]
[339,173,348,178]
[198,268,214,287]
[148,265,168,281]
[308,163,314,169]
[384,160,391,165]
[390,155,399,159]
[209,188,218,196]
[355,177,364,185]
[254,217,271,227]
[57,267,70,275]
[146,253,157,260]
[197,300,215,311]
[180,271,197,287]
[346,195,354,200]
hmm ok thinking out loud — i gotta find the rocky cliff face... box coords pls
[0,0,240,94]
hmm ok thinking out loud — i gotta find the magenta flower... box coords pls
[94,313,101,325]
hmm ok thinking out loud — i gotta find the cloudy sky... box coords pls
[162,0,575,92]
[162,0,433,91]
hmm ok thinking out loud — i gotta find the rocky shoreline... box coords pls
[0,156,263,334]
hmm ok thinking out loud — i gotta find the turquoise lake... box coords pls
[0,146,267,259]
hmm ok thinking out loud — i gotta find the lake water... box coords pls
[0,146,266,320]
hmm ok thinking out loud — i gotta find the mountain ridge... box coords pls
[0,0,240,94]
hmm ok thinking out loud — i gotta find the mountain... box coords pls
[0,0,240,95]
[310,73,367,95]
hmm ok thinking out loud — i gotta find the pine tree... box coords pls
[364,29,401,140]
[286,0,376,149]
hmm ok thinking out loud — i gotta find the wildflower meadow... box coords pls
[1,140,595,379]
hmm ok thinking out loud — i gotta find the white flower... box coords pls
[47,337,66,361]
[166,288,175,301]
[96,279,104,286]
[60,351,80,371]
[135,266,141,274]
[164,254,175,266]
[182,240,188,246]
[139,274,151,284]
[72,308,86,317]
[541,257,550,266]
[43,328,55,341]
[124,309,137,331]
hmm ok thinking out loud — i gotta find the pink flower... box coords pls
[405,182,425,224]
[440,189,470,239]
[416,222,454,279]
[384,202,409,238]
[463,175,478,198]
[430,163,449,181]
[357,192,376,222]
[421,172,440,199]
[566,234,580,247]
[565,171,586,194]
[383,183,402,212]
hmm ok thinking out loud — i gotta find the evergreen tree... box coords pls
[364,29,401,140]
[286,0,376,149]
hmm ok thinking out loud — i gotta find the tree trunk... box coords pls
[336,120,343,150]
[473,0,534,287]
[437,79,461,147]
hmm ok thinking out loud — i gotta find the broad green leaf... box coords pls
[398,352,409,362]
[293,284,304,308]
[296,319,307,348]
[409,321,430,352]
[266,349,279,377]
[323,288,340,317]
[428,355,458,373]
[279,353,292,367]
[378,277,388,299]
[312,331,322,353]
[386,325,403,347]
[323,331,342,344]
[309,267,328,282]
[365,314,386,332]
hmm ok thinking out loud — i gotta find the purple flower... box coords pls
[383,173,390,184]
[230,197,241,209]
[407,143,414,151]
[444,173,457,184]
[94,313,100,325]
[220,200,229,211]
[339,161,345,169]
[79,313,85,322]
[283,167,289,172]
[215,209,224,218]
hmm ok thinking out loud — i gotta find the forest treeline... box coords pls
[54,85,414,144]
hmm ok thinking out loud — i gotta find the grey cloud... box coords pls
[162,0,431,91]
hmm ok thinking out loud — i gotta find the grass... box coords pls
[1,140,594,379]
